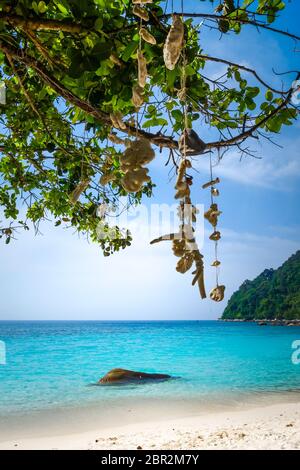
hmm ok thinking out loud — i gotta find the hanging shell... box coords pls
[172,239,186,257]
[120,138,154,193]
[138,50,147,88]
[139,27,156,45]
[121,167,150,193]
[179,129,206,156]
[120,138,155,171]
[209,231,221,241]
[132,84,144,108]
[211,187,220,197]
[204,203,222,227]
[176,253,194,274]
[211,260,221,267]
[163,14,184,70]
[133,5,149,21]
[209,285,225,302]
[202,177,220,189]
[192,250,206,299]
[175,185,190,200]
[175,159,191,190]
[177,87,187,102]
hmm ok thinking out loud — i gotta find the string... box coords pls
[209,152,213,206]
[209,152,219,287]
[136,15,143,139]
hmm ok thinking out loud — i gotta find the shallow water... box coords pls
[0,320,299,419]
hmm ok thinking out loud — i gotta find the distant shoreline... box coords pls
[219,319,300,326]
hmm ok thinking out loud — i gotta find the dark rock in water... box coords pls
[98,368,171,385]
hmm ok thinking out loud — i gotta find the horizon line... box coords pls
[0,318,220,322]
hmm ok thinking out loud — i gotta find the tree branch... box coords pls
[2,11,299,42]
[162,13,300,42]
[206,75,299,150]
[0,40,178,150]
[197,55,289,94]
[0,13,84,33]
[0,40,298,154]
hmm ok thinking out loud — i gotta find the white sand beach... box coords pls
[0,400,299,450]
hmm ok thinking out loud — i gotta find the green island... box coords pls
[221,251,300,323]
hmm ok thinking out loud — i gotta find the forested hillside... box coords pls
[222,251,300,320]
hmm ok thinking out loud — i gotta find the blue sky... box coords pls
[0,0,299,320]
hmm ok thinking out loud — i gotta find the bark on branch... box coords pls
[0,13,84,33]
[162,12,300,42]
[0,40,298,154]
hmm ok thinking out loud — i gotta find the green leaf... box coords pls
[166,67,179,89]
[121,41,139,62]
[246,86,260,98]
[38,1,47,13]
[265,90,274,101]
[94,17,104,32]
[54,1,69,15]
[171,109,183,122]
[267,117,282,133]
[142,117,168,128]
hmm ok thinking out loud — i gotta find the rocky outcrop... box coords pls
[98,368,171,384]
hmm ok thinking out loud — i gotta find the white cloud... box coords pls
[192,134,300,189]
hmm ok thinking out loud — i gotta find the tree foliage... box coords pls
[0,0,299,254]
[222,251,300,320]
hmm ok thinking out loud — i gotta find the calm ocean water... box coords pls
[0,321,299,417]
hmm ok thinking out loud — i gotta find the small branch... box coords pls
[198,54,289,94]
[0,40,298,154]
[162,12,300,42]
[0,40,178,150]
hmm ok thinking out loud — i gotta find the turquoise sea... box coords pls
[0,320,300,420]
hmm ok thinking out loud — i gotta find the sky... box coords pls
[0,0,299,320]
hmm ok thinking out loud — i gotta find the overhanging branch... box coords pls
[0,13,84,33]
[0,40,298,154]
[162,13,300,42]
[197,55,289,94]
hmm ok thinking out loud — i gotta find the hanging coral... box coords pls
[209,285,225,302]
[150,164,207,299]
[203,153,225,302]
[120,138,154,193]
[132,84,144,108]
[202,177,220,189]
[211,187,219,197]
[163,14,184,70]
[204,203,222,227]
[209,230,221,241]
[137,50,147,88]
[133,5,149,21]
[121,167,150,192]
[110,112,127,130]
[211,260,221,267]
[139,27,156,45]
